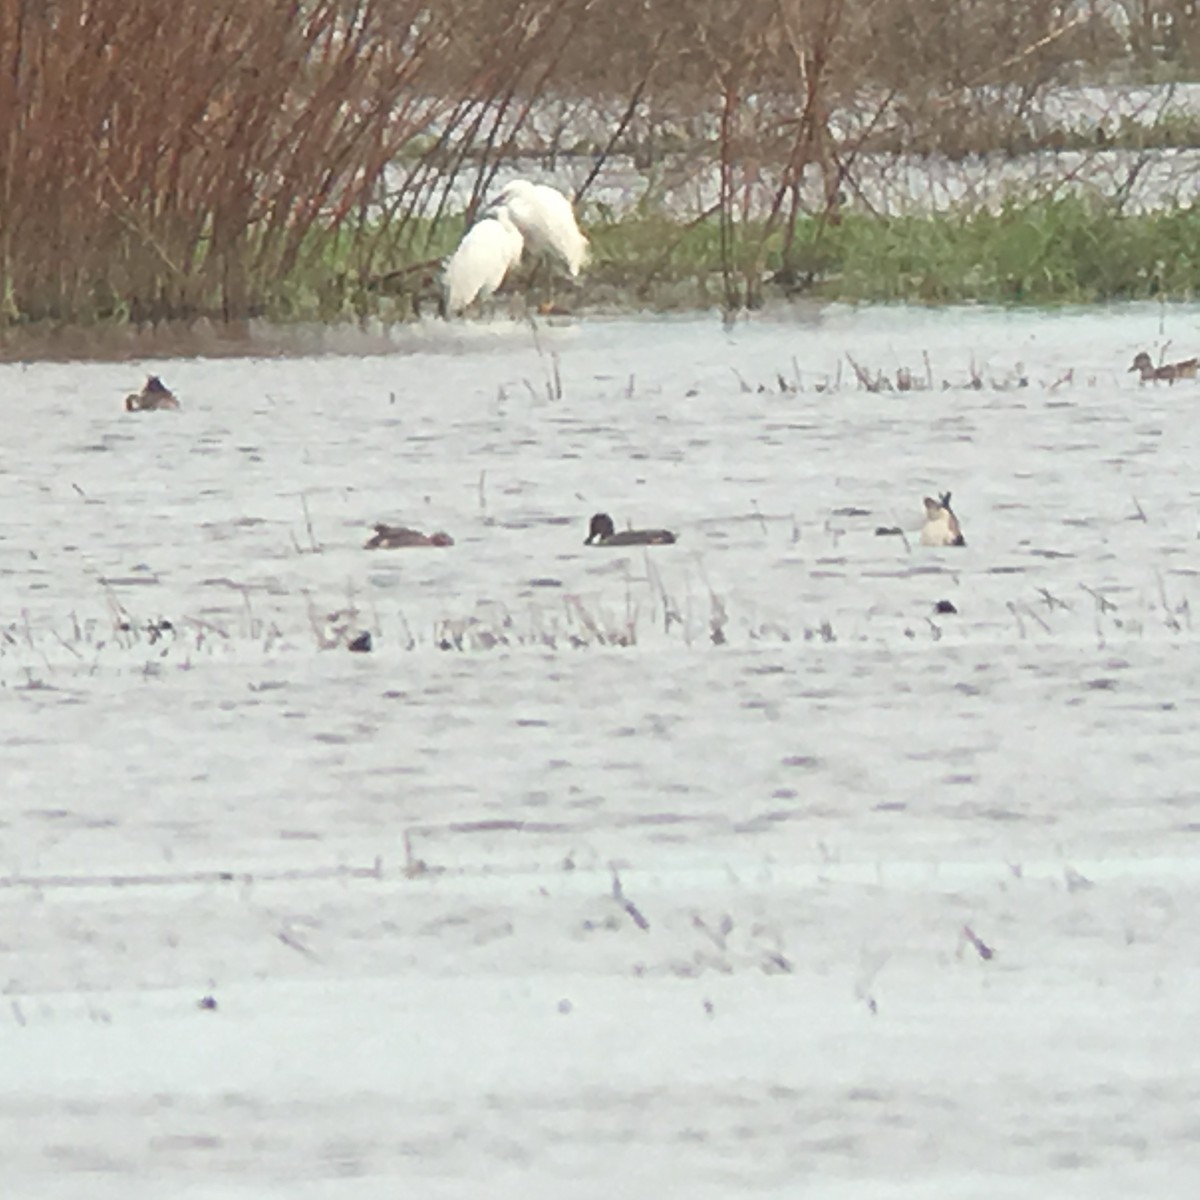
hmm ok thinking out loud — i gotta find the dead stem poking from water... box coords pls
[709,592,729,646]
[1155,570,1189,634]
[610,866,650,932]
[296,494,321,554]
[1017,602,1052,634]
[750,501,769,536]
[644,558,680,635]
[776,350,1052,393]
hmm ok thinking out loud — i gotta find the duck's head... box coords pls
[585,512,615,545]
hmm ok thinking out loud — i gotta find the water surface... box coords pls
[2,304,1199,1196]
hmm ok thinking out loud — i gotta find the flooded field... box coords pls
[3,303,1200,1196]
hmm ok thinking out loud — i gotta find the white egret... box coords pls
[487,179,589,277]
[441,205,525,316]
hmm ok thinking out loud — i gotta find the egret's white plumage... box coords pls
[441,206,525,315]
[488,179,589,276]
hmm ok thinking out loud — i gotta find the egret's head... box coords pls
[482,204,520,235]
[494,179,536,203]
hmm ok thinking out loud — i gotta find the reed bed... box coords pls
[0,0,1194,328]
[0,0,594,324]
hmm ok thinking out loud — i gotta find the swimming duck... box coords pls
[124,375,180,411]
[920,492,966,547]
[584,512,677,546]
[1129,351,1198,384]
[364,523,454,549]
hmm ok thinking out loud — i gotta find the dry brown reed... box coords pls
[0,0,592,325]
[615,0,1117,310]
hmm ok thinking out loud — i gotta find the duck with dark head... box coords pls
[124,375,180,412]
[584,512,677,547]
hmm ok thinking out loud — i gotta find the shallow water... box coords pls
[439,84,1200,218]
[3,304,1200,1196]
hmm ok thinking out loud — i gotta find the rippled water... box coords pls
[3,303,1200,1196]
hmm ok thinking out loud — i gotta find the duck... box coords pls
[584,512,677,546]
[364,523,454,549]
[1129,351,1198,384]
[124,375,181,412]
[920,492,966,547]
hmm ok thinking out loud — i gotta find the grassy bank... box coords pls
[316,194,1200,317]
[760,196,1200,306]
[4,195,1200,344]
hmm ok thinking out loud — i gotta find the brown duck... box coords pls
[124,375,181,411]
[1129,351,1198,384]
[364,523,454,549]
[584,512,677,546]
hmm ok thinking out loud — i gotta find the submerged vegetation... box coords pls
[2,0,1200,332]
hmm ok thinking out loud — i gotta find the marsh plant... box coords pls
[0,0,1196,327]
[0,0,601,325]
